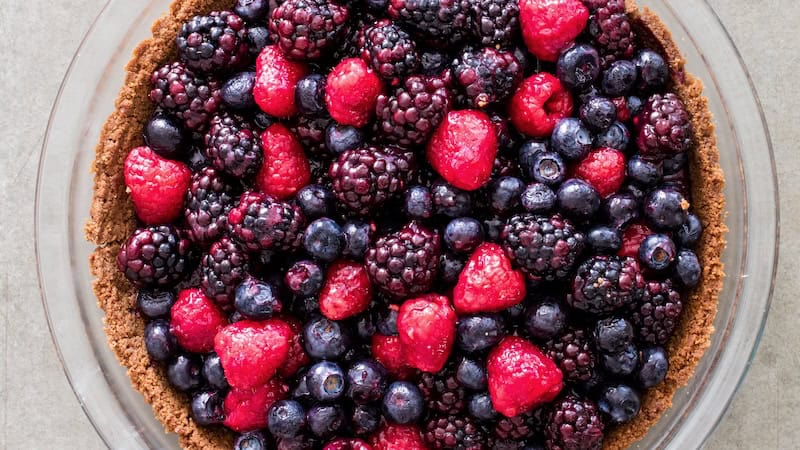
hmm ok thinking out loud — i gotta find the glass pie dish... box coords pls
[35,0,778,448]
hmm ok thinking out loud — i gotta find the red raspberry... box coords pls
[397,294,457,373]
[319,260,373,320]
[254,46,310,118]
[519,0,589,62]
[170,288,227,353]
[369,424,427,450]
[214,319,293,389]
[509,73,574,138]
[256,123,311,200]
[371,334,415,380]
[326,58,385,127]
[619,222,653,258]
[488,336,563,417]
[453,243,526,314]
[276,316,310,379]
[323,438,373,450]
[611,96,631,122]
[426,110,498,191]
[223,379,289,432]
[123,146,191,225]
[573,147,626,197]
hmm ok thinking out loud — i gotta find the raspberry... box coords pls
[451,47,523,109]
[256,123,311,200]
[276,316,311,378]
[169,288,228,353]
[397,294,457,373]
[635,93,693,157]
[544,394,605,450]
[176,11,249,73]
[359,19,420,84]
[200,237,249,308]
[585,0,636,67]
[289,114,332,156]
[319,260,373,320]
[117,225,193,288]
[370,424,427,450]
[567,255,645,314]
[149,62,221,131]
[488,336,563,417]
[543,327,597,383]
[184,167,238,247]
[573,147,626,197]
[427,109,498,191]
[269,0,350,61]
[329,146,415,215]
[388,0,472,48]
[254,45,310,118]
[228,191,306,252]
[471,0,520,48]
[365,221,441,300]
[508,73,574,138]
[500,213,585,281]
[123,146,192,225]
[214,318,293,389]
[631,279,683,345]
[423,415,484,449]
[205,113,263,179]
[223,379,289,432]
[417,372,467,415]
[618,222,653,258]
[326,58,385,128]
[371,334,415,379]
[374,73,452,148]
[519,0,589,62]
[453,243,526,314]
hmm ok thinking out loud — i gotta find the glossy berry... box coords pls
[382,381,424,424]
[170,288,228,353]
[144,319,178,362]
[296,185,335,219]
[439,253,466,287]
[605,193,640,229]
[124,147,192,224]
[307,361,347,401]
[678,213,703,248]
[637,346,669,388]
[285,260,324,297]
[598,384,640,424]
[644,188,688,230]
[556,43,601,91]
[427,109,498,191]
[627,155,663,187]
[359,19,420,83]
[444,217,485,254]
[556,178,601,220]
[404,185,433,219]
[167,354,203,392]
[149,62,221,131]
[587,226,621,254]
[254,46,310,118]
[228,191,306,252]
[634,49,668,91]
[295,74,328,116]
[234,277,283,320]
[191,390,225,426]
[457,313,506,353]
[453,243,527,314]
[144,114,186,159]
[205,113,263,179]
[518,139,548,177]
[432,180,472,217]
[203,352,229,390]
[200,237,249,308]
[371,334,414,379]
[544,394,604,450]
[601,60,637,96]
[528,151,567,187]
[489,176,526,213]
[366,222,441,300]
[525,301,567,341]
[234,0,269,21]
[303,315,352,359]
[176,11,248,73]
[519,0,589,61]
[137,290,175,319]
[304,218,345,262]
[468,392,497,421]
[635,93,692,156]
[326,58,384,127]
[593,317,634,353]
[347,359,388,404]
[269,0,350,61]
[675,249,701,287]
[319,260,372,320]
[594,120,630,150]
[568,255,645,314]
[574,147,626,197]
[521,182,557,213]
[307,404,346,438]
[352,404,381,436]
[580,96,617,131]
[398,294,457,372]
[551,118,592,161]
[268,399,307,439]
[369,423,427,450]
[509,73,574,138]
[456,358,488,391]
[234,432,269,450]
[256,123,311,200]
[501,213,585,280]
[451,47,523,109]
[214,319,293,388]
[342,220,374,260]
[221,71,256,110]
[638,233,676,271]
[602,343,639,376]
[326,124,365,155]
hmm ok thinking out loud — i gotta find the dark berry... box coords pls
[525,301,567,341]
[365,222,441,299]
[375,73,452,148]
[269,400,307,439]
[580,96,617,131]
[601,60,637,96]
[234,432,269,450]
[387,0,472,48]
[404,185,434,219]
[352,404,381,435]
[627,95,644,117]
[303,315,352,359]
[468,392,497,421]
[638,233,676,271]
[246,26,271,56]
[296,185,335,219]
[144,114,187,159]
[545,394,604,450]
[376,307,399,336]
[637,346,668,388]
[521,183,557,213]
[304,218,345,262]
[234,277,282,320]
[556,179,601,221]
[678,213,703,248]
[205,114,263,179]
[471,0,520,47]
[235,0,269,21]
[636,93,692,156]
[663,151,688,175]
[417,372,467,416]
[602,343,639,376]
[186,145,210,171]
[144,319,178,362]
[675,249,701,287]
[326,124,365,155]
[518,140,548,179]
[347,359,388,404]
[594,121,630,151]
[184,167,237,248]
[501,213,586,280]
[456,357,487,391]
[342,220,374,260]
[631,279,682,345]
[634,49,668,91]
[556,44,601,92]
[551,118,592,161]
[149,62,221,131]
[587,226,621,254]
[269,0,351,61]
[295,74,328,116]
[457,313,506,353]
[451,47,523,109]
[604,192,639,228]
[201,237,249,308]
[191,390,225,426]
[593,317,633,353]
[382,381,424,424]
[568,255,645,314]
[424,414,485,449]
[439,252,466,286]
[118,225,194,289]
[627,155,663,187]
[136,290,175,319]
[177,12,248,73]
[598,384,640,424]
[644,188,688,230]
[229,191,306,252]
[221,71,257,110]
[489,176,526,213]
[444,217,485,254]
[285,260,324,297]
[202,352,229,390]
[586,0,636,67]
[167,354,203,391]
[432,180,472,217]
[306,361,347,401]
[359,19,420,83]
[420,50,450,76]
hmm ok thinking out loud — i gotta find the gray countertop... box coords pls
[1,0,796,448]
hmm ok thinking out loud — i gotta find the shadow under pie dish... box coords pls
[84,0,727,448]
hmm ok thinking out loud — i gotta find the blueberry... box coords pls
[634,49,668,91]
[326,123,365,155]
[603,193,640,228]
[284,260,324,297]
[303,316,352,359]
[627,95,644,117]
[291,372,312,400]
[296,184,335,219]
[525,301,567,340]
[185,144,209,171]
[234,431,268,450]
[377,307,399,336]
[468,393,497,421]
[167,354,203,392]
[307,404,346,438]
[638,234,676,271]
[637,347,669,388]
[144,114,186,159]
[347,359,388,403]
[432,180,472,217]
[355,310,379,340]
[580,96,617,131]
[444,217,485,254]
[602,344,639,376]
[457,313,506,353]
[644,188,687,230]
[489,177,526,213]
[342,220,373,260]
[556,44,601,91]
[351,404,381,435]
[601,60,637,96]
[577,85,601,105]
[246,26,271,56]
[593,317,634,353]
[136,289,175,318]
[221,71,256,110]
[627,155,663,187]
[521,183,557,213]
[234,0,270,21]
[482,216,504,242]
[623,182,647,203]
[678,213,703,248]
[551,118,592,161]
[439,253,466,286]
[504,301,527,322]
[202,352,229,390]
[594,121,630,151]
[587,226,621,254]
[268,399,307,439]
[235,277,283,320]
[662,152,688,175]
[295,74,327,116]
[382,381,424,424]
[675,249,701,287]
[598,384,641,424]
[190,390,225,426]
[420,50,449,76]
[518,140,549,181]
[304,218,345,262]
[529,151,567,186]
[144,319,178,362]
[404,185,433,219]
[556,178,600,220]
[456,357,487,390]
[307,361,346,401]
[252,109,274,130]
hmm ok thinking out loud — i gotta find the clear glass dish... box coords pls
[35,0,778,448]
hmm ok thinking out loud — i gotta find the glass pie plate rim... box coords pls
[35,0,779,449]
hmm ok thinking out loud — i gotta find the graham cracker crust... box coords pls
[85,1,727,448]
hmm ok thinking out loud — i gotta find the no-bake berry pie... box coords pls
[86,0,726,448]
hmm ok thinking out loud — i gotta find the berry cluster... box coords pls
[118,0,704,448]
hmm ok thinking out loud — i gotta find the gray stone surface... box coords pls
[0,0,795,448]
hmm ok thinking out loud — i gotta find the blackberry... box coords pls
[176,11,249,73]
[359,19,420,83]
[451,47,522,109]
[423,415,484,449]
[375,74,452,147]
[500,214,585,281]
[269,0,351,61]
[544,327,597,383]
[117,225,193,288]
[149,62,221,131]
[388,0,472,48]
[567,256,645,315]
[544,394,604,450]
[329,146,416,215]
[585,0,636,67]
[204,113,263,179]
[200,237,249,308]
[631,279,683,345]
[228,191,306,252]
[365,221,441,300]
[184,167,238,247]
[471,0,519,48]
[636,93,693,156]
[493,411,538,442]
[290,115,333,156]
[417,372,467,416]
